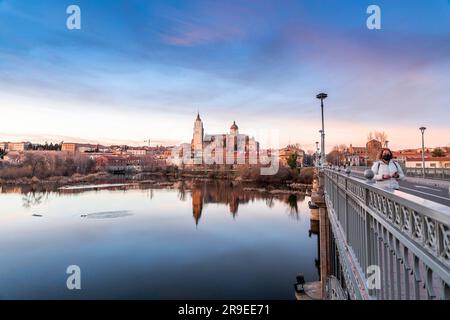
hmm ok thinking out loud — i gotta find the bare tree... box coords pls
[338,144,347,152]
[374,131,388,146]
[327,148,345,166]
[23,153,47,178]
[367,131,388,146]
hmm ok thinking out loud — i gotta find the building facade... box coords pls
[7,142,29,152]
[279,145,305,168]
[405,157,450,168]
[61,143,78,154]
[192,113,204,162]
[189,113,259,165]
[366,139,382,165]
[127,148,148,156]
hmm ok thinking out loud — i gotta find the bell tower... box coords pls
[230,121,239,136]
[192,112,204,162]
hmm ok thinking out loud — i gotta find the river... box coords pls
[0,181,319,299]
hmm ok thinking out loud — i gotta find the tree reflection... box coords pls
[265,197,275,208]
[178,187,186,201]
[146,189,154,200]
[287,194,298,212]
[22,192,46,208]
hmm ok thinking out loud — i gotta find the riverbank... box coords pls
[0,168,314,195]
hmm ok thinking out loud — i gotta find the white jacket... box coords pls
[371,160,405,190]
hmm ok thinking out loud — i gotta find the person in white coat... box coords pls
[371,148,405,190]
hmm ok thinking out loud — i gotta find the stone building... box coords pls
[366,139,383,165]
[344,144,367,166]
[61,143,78,154]
[405,156,450,169]
[190,113,259,165]
[343,141,382,166]
[279,145,305,168]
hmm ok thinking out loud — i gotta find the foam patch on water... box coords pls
[81,210,132,219]
[59,183,133,190]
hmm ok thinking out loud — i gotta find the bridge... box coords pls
[309,166,450,300]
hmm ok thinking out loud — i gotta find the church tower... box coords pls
[230,121,239,136]
[192,113,204,162]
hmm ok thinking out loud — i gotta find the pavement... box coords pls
[349,169,450,206]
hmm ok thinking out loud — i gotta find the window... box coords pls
[430,163,436,168]
[415,163,422,167]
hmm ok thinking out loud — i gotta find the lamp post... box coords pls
[315,141,319,167]
[419,127,426,179]
[319,130,323,166]
[385,140,389,148]
[316,93,327,166]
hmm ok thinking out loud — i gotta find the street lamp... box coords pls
[316,93,327,166]
[315,141,319,167]
[385,140,389,148]
[319,130,323,166]
[419,127,426,179]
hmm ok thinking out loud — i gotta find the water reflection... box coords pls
[187,181,308,225]
[21,192,47,208]
[0,180,319,299]
[308,215,321,279]
[2,181,308,225]
[190,183,255,224]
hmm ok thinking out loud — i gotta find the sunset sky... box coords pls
[0,0,449,151]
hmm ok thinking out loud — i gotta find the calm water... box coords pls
[0,182,319,299]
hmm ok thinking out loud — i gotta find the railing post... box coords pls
[344,175,349,242]
[364,200,371,281]
[364,169,375,295]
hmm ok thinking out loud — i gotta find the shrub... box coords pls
[298,167,314,184]
[0,166,33,179]
[0,152,99,181]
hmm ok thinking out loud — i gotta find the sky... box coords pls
[0,0,449,151]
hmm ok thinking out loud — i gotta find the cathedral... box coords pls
[191,113,259,165]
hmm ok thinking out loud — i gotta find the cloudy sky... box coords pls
[0,0,449,150]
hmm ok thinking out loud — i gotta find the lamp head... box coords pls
[296,273,305,285]
[316,93,328,100]
[419,127,426,133]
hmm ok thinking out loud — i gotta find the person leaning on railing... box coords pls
[371,148,405,190]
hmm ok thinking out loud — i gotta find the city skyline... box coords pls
[1,0,449,150]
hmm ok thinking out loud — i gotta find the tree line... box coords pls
[0,153,97,180]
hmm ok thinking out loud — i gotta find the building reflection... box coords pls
[191,182,241,225]
[188,181,308,225]
[192,188,203,226]
[1,180,310,226]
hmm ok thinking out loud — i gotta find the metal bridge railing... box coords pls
[323,167,450,300]
[405,168,450,180]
